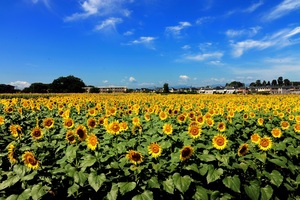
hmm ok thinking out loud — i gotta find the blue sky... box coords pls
[1,0,300,89]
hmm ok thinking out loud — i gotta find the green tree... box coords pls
[51,75,86,93]
[226,81,244,88]
[271,79,277,86]
[255,80,261,86]
[277,76,283,86]
[283,79,291,86]
[262,80,266,86]
[23,83,50,93]
[163,83,170,93]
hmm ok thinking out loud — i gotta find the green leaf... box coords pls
[31,184,51,200]
[244,180,260,200]
[74,171,88,187]
[107,183,118,200]
[5,195,18,200]
[260,185,273,200]
[21,171,37,181]
[266,170,283,187]
[118,182,136,195]
[88,172,106,192]
[18,188,31,200]
[13,165,27,177]
[268,158,287,168]
[172,173,192,193]
[199,164,209,176]
[207,167,223,184]
[147,177,160,189]
[254,152,266,163]
[0,175,20,190]
[199,154,216,162]
[193,186,209,200]
[185,163,200,174]
[65,145,78,162]
[162,177,174,194]
[80,155,97,171]
[222,175,241,193]
[67,183,80,197]
[132,190,153,200]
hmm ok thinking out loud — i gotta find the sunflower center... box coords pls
[77,129,85,138]
[132,153,141,161]
[33,130,41,137]
[45,120,53,126]
[89,137,97,146]
[151,145,160,153]
[28,157,37,165]
[260,138,269,147]
[66,121,73,127]
[190,127,199,135]
[181,148,191,157]
[215,136,225,146]
[68,134,75,142]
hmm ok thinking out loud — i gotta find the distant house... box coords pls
[98,86,127,93]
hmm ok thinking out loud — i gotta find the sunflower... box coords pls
[7,144,17,164]
[271,127,283,138]
[126,150,143,165]
[120,121,129,131]
[243,113,248,120]
[280,121,290,130]
[188,125,202,139]
[108,121,121,134]
[88,108,97,116]
[0,116,5,125]
[4,106,13,113]
[132,117,140,126]
[212,134,228,150]
[22,151,39,170]
[43,118,54,129]
[64,118,74,129]
[249,112,256,118]
[144,112,151,121]
[217,122,226,132]
[294,123,300,133]
[148,143,162,158]
[87,118,97,129]
[9,124,22,138]
[31,127,43,140]
[237,143,249,156]
[206,118,214,127]
[180,146,194,161]
[176,114,186,124]
[75,125,88,141]
[159,111,168,121]
[66,130,76,144]
[87,134,98,150]
[250,133,260,144]
[295,115,300,123]
[131,124,143,135]
[289,115,295,121]
[162,123,173,135]
[257,118,264,126]
[98,117,105,126]
[259,136,272,151]
[196,116,205,125]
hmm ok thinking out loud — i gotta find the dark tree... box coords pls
[271,79,277,86]
[283,79,291,86]
[262,80,266,86]
[249,82,256,87]
[255,80,261,86]
[163,83,169,93]
[23,83,50,93]
[277,76,283,86]
[51,75,86,93]
[267,81,270,86]
[0,84,15,93]
[226,81,244,88]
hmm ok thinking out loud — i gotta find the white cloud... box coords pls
[184,52,223,61]
[95,17,123,31]
[165,22,192,38]
[9,81,31,90]
[31,0,51,9]
[264,0,300,21]
[182,45,191,50]
[126,36,157,49]
[64,0,132,22]
[179,75,190,81]
[195,16,212,25]
[129,76,136,82]
[226,26,261,38]
[243,0,263,13]
[124,30,134,36]
[231,26,300,57]
[102,80,108,83]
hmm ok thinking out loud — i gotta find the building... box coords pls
[98,86,127,93]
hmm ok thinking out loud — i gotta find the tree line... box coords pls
[0,75,86,93]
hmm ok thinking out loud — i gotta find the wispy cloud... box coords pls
[179,75,190,81]
[231,26,300,57]
[126,36,157,49]
[129,76,136,82]
[264,0,300,21]
[182,45,191,50]
[244,0,263,13]
[226,26,261,38]
[165,22,192,38]
[195,16,213,25]
[31,0,52,10]
[64,0,132,22]
[95,17,123,31]
[184,52,223,62]
[9,81,31,90]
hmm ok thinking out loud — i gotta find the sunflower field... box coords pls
[0,93,300,199]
